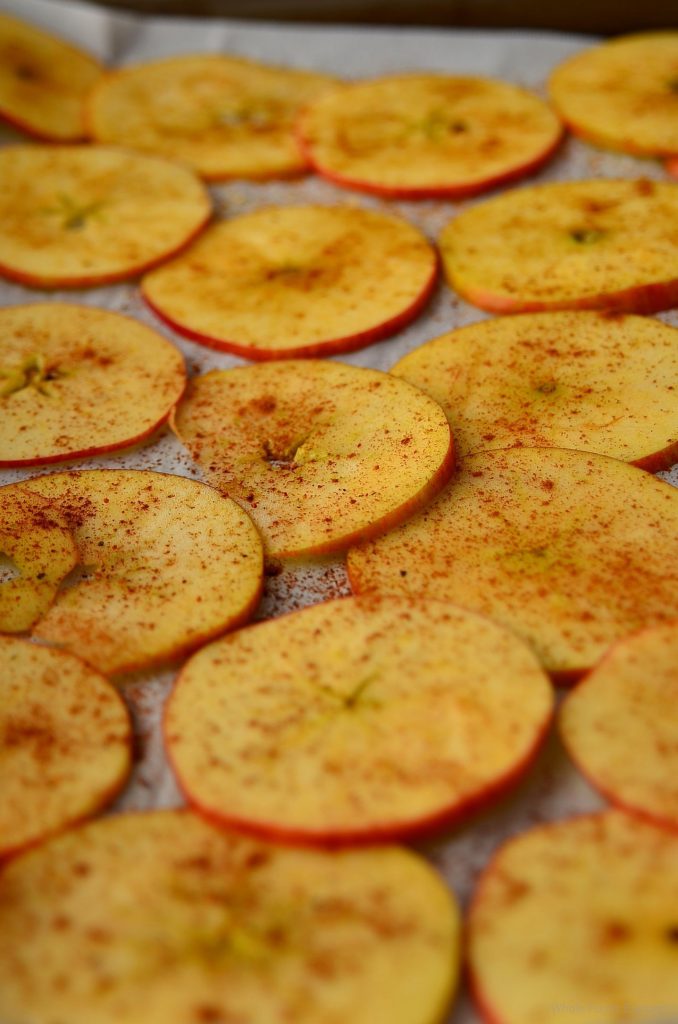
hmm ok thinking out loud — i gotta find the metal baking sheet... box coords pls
[1,1,676,1019]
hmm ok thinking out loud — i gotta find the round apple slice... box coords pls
[88,54,337,181]
[348,447,678,681]
[549,32,678,157]
[167,594,552,844]
[0,810,460,1024]
[390,311,678,471]
[0,470,264,675]
[440,178,678,314]
[0,488,78,634]
[0,304,186,467]
[297,74,563,198]
[0,13,102,142]
[0,636,131,860]
[560,622,678,830]
[468,811,678,1024]
[0,145,211,289]
[172,360,454,557]
[142,205,437,359]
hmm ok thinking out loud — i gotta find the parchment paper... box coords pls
[1,2,676,1020]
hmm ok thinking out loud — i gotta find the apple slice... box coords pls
[0,304,186,467]
[468,810,678,1024]
[0,13,102,142]
[167,594,552,844]
[0,145,211,289]
[142,205,437,359]
[549,32,678,157]
[348,447,678,681]
[440,178,678,314]
[0,487,78,633]
[0,810,460,1024]
[172,360,454,557]
[88,54,337,181]
[0,470,264,675]
[560,622,678,831]
[297,74,563,198]
[0,636,131,860]
[390,311,678,471]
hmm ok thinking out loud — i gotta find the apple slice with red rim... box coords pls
[0,810,461,1024]
[560,621,678,831]
[0,13,102,142]
[468,810,678,1024]
[0,145,211,289]
[172,360,454,557]
[0,304,186,467]
[348,447,678,682]
[0,470,264,675]
[549,32,678,157]
[440,178,678,314]
[390,311,678,471]
[0,487,78,634]
[0,636,131,860]
[142,205,437,359]
[167,594,553,845]
[297,74,563,198]
[88,54,338,181]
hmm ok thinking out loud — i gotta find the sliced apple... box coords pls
[0,636,131,860]
[468,810,678,1024]
[0,13,102,142]
[348,447,678,681]
[88,54,337,181]
[297,74,563,198]
[0,487,78,634]
[0,304,186,466]
[142,205,437,359]
[0,145,211,289]
[549,32,678,157]
[0,470,264,675]
[172,360,454,557]
[390,311,678,471]
[440,178,678,314]
[560,622,678,831]
[167,594,552,844]
[0,810,460,1024]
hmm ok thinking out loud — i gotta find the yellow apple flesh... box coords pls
[0,470,264,675]
[348,447,678,681]
[167,594,552,843]
[391,311,678,470]
[549,32,678,157]
[0,636,131,859]
[297,73,563,197]
[440,178,678,313]
[0,304,186,466]
[142,205,437,359]
[172,360,454,557]
[468,811,678,1024]
[0,810,460,1024]
[0,13,102,141]
[561,622,678,830]
[0,145,211,289]
[88,54,337,180]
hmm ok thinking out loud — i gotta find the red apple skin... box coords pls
[143,258,438,360]
[295,126,565,201]
[633,439,678,473]
[457,276,678,316]
[668,159,678,180]
[165,669,552,849]
[0,212,212,291]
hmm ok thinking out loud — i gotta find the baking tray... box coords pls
[1,1,676,1019]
